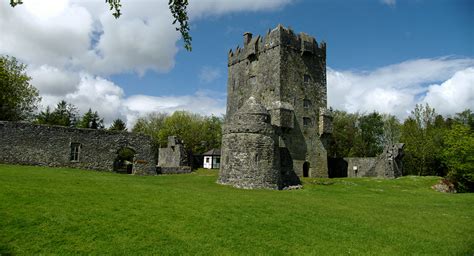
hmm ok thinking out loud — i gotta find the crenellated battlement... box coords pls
[228,24,326,66]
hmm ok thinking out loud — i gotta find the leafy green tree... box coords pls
[350,112,384,157]
[109,118,127,131]
[453,109,474,130]
[0,55,40,121]
[132,111,223,154]
[401,104,444,176]
[382,114,401,146]
[133,112,169,145]
[9,0,192,51]
[443,123,474,192]
[77,109,104,129]
[328,110,359,158]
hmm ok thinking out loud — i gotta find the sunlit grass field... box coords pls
[0,164,473,255]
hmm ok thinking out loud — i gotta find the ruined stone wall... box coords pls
[0,121,156,174]
[345,157,378,177]
[157,136,191,174]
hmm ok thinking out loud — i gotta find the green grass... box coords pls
[0,164,473,255]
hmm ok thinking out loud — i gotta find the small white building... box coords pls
[203,148,221,169]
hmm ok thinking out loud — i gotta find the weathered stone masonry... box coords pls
[0,121,156,174]
[219,25,332,189]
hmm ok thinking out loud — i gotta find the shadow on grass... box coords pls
[0,243,14,256]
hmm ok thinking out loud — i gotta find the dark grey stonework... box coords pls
[157,136,191,174]
[0,121,157,174]
[220,25,332,189]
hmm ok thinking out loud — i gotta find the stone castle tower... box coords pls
[219,25,332,189]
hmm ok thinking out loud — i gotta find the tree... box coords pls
[442,123,474,192]
[132,111,223,154]
[381,114,401,147]
[77,109,104,129]
[133,112,169,145]
[0,55,40,121]
[401,104,445,176]
[9,0,192,51]
[351,111,384,157]
[109,118,127,131]
[36,100,78,127]
[328,110,359,158]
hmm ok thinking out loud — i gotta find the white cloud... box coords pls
[423,68,474,116]
[122,91,226,128]
[188,0,293,19]
[381,0,396,7]
[0,0,294,77]
[29,65,80,96]
[327,57,474,119]
[199,66,222,83]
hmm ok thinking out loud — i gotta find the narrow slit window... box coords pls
[70,143,81,162]
[303,74,311,85]
[303,99,312,109]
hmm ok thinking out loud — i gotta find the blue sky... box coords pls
[1,0,472,126]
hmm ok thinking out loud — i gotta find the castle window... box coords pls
[304,74,311,85]
[249,76,257,85]
[303,117,312,127]
[70,143,81,162]
[303,99,312,109]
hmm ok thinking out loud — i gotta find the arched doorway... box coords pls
[303,162,310,177]
[113,147,136,174]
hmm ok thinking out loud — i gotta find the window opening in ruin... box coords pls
[113,147,136,174]
[249,76,257,86]
[70,143,81,162]
[303,117,312,127]
[304,74,311,85]
[303,99,311,109]
[206,157,210,163]
[303,162,310,177]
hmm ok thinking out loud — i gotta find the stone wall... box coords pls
[0,121,157,175]
[328,144,405,178]
[157,136,192,174]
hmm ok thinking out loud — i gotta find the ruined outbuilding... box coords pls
[157,136,191,174]
[219,25,332,189]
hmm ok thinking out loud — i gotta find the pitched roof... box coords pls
[203,148,221,156]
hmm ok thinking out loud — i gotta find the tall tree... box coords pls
[0,55,40,121]
[36,100,78,127]
[77,109,104,129]
[109,118,127,131]
[328,110,359,158]
[9,0,192,51]
[442,122,474,192]
[401,103,444,176]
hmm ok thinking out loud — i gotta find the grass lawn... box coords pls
[0,164,473,255]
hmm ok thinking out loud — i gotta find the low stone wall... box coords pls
[0,121,157,175]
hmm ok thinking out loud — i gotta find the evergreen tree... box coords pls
[109,118,127,131]
[77,109,104,129]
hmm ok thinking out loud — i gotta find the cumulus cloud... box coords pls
[327,57,474,119]
[0,0,294,76]
[423,68,474,116]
